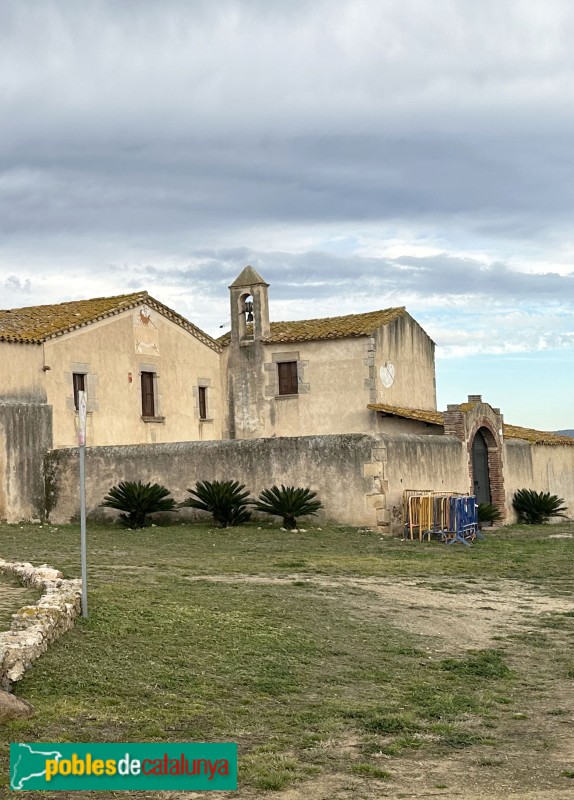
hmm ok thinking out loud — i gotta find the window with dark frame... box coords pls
[198,386,208,420]
[141,371,155,417]
[72,373,86,411]
[277,361,298,396]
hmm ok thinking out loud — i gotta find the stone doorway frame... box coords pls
[443,395,506,519]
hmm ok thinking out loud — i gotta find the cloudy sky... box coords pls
[1,1,573,429]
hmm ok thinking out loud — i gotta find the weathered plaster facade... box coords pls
[43,306,222,448]
[0,342,46,404]
[0,297,222,450]
[504,439,574,522]
[0,403,52,522]
[223,267,437,440]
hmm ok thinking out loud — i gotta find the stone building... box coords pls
[0,292,222,448]
[219,266,436,440]
[0,266,573,527]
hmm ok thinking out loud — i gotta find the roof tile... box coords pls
[219,307,406,346]
[0,292,220,351]
[368,403,574,446]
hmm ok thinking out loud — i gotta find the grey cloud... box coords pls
[139,249,574,305]
[4,275,31,293]
[0,135,567,247]
[2,1,574,248]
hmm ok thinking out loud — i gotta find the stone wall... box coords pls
[504,440,574,522]
[0,403,53,522]
[45,432,471,534]
[0,559,82,689]
[42,431,574,533]
[380,433,470,530]
[45,434,385,527]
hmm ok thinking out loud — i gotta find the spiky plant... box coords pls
[180,480,252,527]
[254,485,323,530]
[477,502,503,528]
[512,489,568,525]
[101,481,177,529]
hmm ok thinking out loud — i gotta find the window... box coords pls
[198,386,208,420]
[72,373,86,410]
[141,371,155,417]
[277,361,298,395]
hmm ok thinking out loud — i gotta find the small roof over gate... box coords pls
[368,402,574,446]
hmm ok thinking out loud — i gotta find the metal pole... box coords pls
[79,442,88,618]
[78,390,88,619]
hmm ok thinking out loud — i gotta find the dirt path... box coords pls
[181,574,574,799]
[187,574,574,652]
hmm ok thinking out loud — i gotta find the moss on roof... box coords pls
[367,403,444,426]
[502,424,574,446]
[219,307,407,346]
[368,403,574,446]
[0,292,220,351]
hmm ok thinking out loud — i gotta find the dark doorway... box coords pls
[472,429,491,504]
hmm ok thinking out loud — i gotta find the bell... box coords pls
[245,300,254,322]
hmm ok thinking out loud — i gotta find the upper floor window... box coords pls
[198,385,208,420]
[72,373,86,410]
[141,371,155,417]
[277,361,298,395]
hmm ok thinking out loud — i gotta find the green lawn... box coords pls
[1,520,573,798]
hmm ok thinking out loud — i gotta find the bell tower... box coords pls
[226,266,271,439]
[229,266,270,345]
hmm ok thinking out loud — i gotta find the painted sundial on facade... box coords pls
[379,361,395,388]
[134,305,160,356]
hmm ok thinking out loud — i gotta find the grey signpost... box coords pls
[78,390,88,618]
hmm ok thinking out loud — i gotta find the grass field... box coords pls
[1,520,573,799]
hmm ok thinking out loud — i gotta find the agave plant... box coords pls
[477,502,502,528]
[101,481,177,529]
[180,480,252,527]
[254,485,323,530]
[512,489,568,525]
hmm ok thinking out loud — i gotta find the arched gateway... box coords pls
[443,396,506,518]
[471,427,494,505]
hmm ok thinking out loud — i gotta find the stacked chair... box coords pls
[403,490,479,545]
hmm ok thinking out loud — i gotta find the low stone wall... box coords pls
[0,560,82,689]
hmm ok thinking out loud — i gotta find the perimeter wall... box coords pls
[0,419,567,530]
[44,433,471,532]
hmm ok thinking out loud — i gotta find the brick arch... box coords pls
[468,419,505,515]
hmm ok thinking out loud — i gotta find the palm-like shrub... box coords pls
[101,481,177,529]
[477,503,502,528]
[254,485,323,530]
[512,489,568,525]
[180,480,252,527]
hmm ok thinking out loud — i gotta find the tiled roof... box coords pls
[368,403,444,426]
[0,292,221,352]
[502,424,574,446]
[219,307,406,346]
[368,403,574,446]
